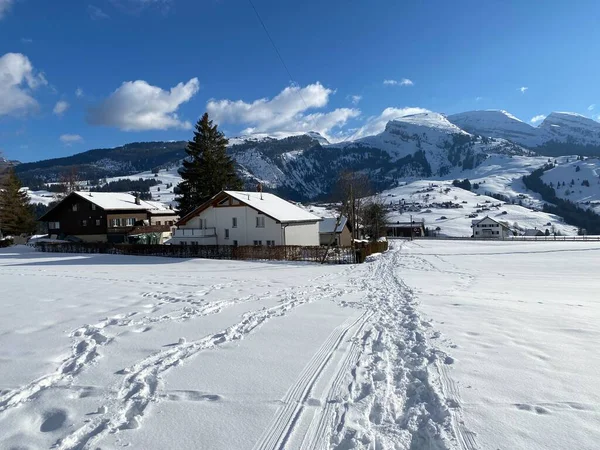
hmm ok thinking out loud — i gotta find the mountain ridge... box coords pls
[15,109,600,201]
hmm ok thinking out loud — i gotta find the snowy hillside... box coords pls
[541,157,600,214]
[381,179,576,237]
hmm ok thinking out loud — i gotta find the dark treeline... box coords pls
[90,178,160,193]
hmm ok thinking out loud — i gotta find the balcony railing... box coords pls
[172,227,216,238]
[108,225,173,235]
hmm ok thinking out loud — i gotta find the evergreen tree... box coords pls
[0,168,36,236]
[176,113,243,216]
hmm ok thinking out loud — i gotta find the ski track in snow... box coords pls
[324,244,467,450]
[253,311,373,450]
[55,283,346,450]
[0,246,472,450]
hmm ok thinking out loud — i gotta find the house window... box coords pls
[48,221,60,229]
[95,219,101,226]
[181,241,187,246]
[232,217,237,228]
[72,204,78,212]
[156,221,161,225]
[253,240,262,246]
[82,219,88,226]
[256,216,265,228]
[167,221,174,226]
[266,240,275,246]
[224,229,229,239]
[127,218,135,226]
[91,204,97,211]
[217,197,229,206]
[233,240,238,247]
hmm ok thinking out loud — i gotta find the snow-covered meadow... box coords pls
[1,240,599,449]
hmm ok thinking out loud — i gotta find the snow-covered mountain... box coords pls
[17,108,600,203]
[447,110,546,147]
[228,112,530,199]
[447,110,600,153]
[538,112,600,146]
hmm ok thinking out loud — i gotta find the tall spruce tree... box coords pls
[0,168,36,236]
[176,113,243,216]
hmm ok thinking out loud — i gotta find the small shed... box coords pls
[386,220,425,238]
[319,216,352,246]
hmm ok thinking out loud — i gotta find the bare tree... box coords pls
[55,166,80,201]
[335,171,372,241]
[362,196,388,241]
[320,171,373,263]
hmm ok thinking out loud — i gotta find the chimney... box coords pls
[256,182,263,200]
[135,193,141,205]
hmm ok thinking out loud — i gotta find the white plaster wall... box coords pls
[284,222,319,246]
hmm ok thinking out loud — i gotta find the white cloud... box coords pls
[207,82,359,141]
[0,0,13,19]
[75,87,84,98]
[21,38,33,44]
[519,86,528,94]
[588,104,595,111]
[383,78,413,87]
[88,5,109,20]
[349,95,362,105]
[348,107,431,140]
[53,100,69,116]
[87,78,199,131]
[60,134,83,145]
[530,114,546,124]
[0,52,48,117]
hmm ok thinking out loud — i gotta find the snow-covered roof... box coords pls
[224,191,321,223]
[319,216,348,234]
[523,229,545,236]
[471,216,509,228]
[72,191,173,212]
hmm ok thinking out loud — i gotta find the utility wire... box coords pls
[247,0,309,111]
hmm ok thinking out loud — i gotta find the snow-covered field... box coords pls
[1,241,599,449]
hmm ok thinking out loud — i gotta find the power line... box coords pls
[247,0,309,110]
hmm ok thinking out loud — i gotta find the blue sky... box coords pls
[0,0,599,162]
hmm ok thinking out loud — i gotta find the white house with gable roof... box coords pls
[471,216,511,239]
[170,191,321,246]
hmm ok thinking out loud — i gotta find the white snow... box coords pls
[1,241,599,449]
[399,239,600,450]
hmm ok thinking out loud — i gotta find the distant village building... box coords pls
[471,216,511,239]
[38,191,178,243]
[523,229,546,237]
[386,219,425,238]
[171,191,321,246]
[319,216,352,246]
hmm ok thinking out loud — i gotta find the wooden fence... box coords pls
[34,241,389,264]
